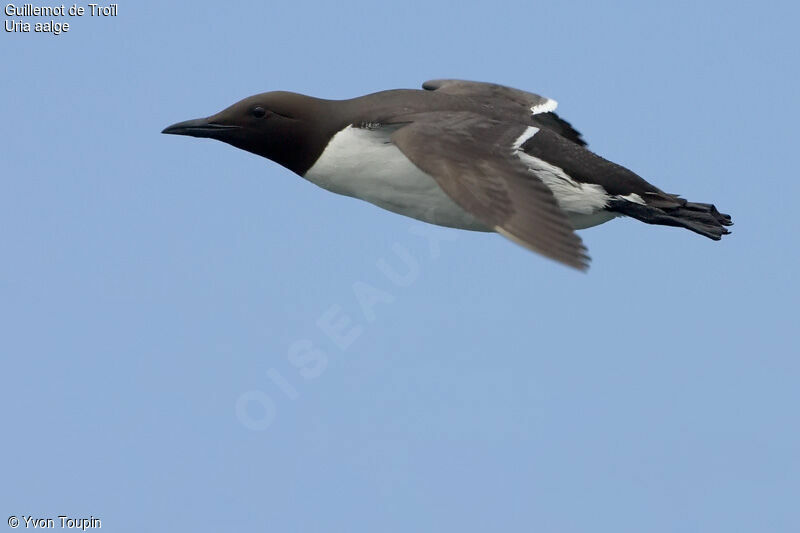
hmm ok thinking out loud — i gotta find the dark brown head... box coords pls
[162,91,340,175]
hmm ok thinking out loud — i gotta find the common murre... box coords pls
[162,79,732,270]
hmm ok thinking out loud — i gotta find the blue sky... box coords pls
[2,1,799,531]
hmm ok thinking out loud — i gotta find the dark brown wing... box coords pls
[391,112,590,270]
[422,79,587,146]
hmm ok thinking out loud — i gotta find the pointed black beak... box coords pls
[161,118,241,138]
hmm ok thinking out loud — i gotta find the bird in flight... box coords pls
[163,79,731,270]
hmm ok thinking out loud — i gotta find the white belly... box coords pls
[305,125,488,230]
[304,125,615,232]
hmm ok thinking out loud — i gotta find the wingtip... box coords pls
[495,226,591,272]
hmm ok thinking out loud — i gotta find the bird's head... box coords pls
[162,91,336,175]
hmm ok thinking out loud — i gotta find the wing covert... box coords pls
[391,112,590,270]
[422,79,587,146]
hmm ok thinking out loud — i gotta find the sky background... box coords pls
[2,1,799,532]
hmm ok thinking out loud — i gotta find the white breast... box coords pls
[304,125,488,231]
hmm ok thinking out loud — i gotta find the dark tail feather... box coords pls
[610,196,733,240]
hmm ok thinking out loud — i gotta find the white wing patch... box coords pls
[530,98,558,115]
[512,126,540,150]
[618,193,646,205]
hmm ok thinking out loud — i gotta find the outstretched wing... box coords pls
[422,79,587,146]
[391,111,590,270]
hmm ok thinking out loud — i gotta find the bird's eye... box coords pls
[252,106,267,118]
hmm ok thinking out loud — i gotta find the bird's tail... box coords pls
[609,194,733,240]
